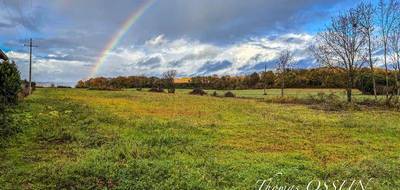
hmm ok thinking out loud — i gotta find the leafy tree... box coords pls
[76,80,86,88]
[0,60,21,137]
[0,60,21,105]
[245,72,260,88]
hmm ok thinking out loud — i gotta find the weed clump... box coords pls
[167,88,175,93]
[224,91,235,98]
[190,88,207,96]
[307,92,355,111]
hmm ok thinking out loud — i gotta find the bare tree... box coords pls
[312,8,366,102]
[390,25,400,96]
[358,2,378,99]
[162,70,177,93]
[378,0,400,100]
[277,50,293,97]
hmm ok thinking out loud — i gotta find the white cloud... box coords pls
[6,51,90,83]
[6,33,314,84]
[97,33,314,77]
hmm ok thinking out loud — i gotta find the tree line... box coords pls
[75,67,392,93]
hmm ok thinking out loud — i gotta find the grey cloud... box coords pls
[136,57,161,69]
[169,49,220,67]
[131,0,358,43]
[1,0,46,32]
[197,60,233,75]
[238,61,276,74]
[0,22,14,28]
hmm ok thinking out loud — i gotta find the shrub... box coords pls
[0,61,21,105]
[56,86,72,88]
[0,60,21,137]
[224,91,235,97]
[168,88,175,93]
[75,80,86,88]
[307,92,352,111]
[189,88,207,96]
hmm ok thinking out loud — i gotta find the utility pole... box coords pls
[24,38,38,95]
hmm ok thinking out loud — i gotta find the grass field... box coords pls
[1,88,399,189]
[172,88,383,102]
[177,88,356,98]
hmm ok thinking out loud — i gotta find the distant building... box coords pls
[174,77,191,84]
[0,49,8,61]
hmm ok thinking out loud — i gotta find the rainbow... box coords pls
[89,0,156,78]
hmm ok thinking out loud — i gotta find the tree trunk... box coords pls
[368,37,377,100]
[384,44,389,101]
[346,72,353,103]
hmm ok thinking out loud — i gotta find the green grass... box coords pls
[0,88,399,189]
[179,88,355,98]
[171,88,385,102]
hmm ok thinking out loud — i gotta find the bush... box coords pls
[168,88,175,93]
[56,86,72,89]
[0,60,22,137]
[224,91,235,97]
[189,88,207,96]
[149,87,165,93]
[307,92,352,111]
[0,61,21,105]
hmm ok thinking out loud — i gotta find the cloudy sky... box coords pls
[0,0,370,84]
